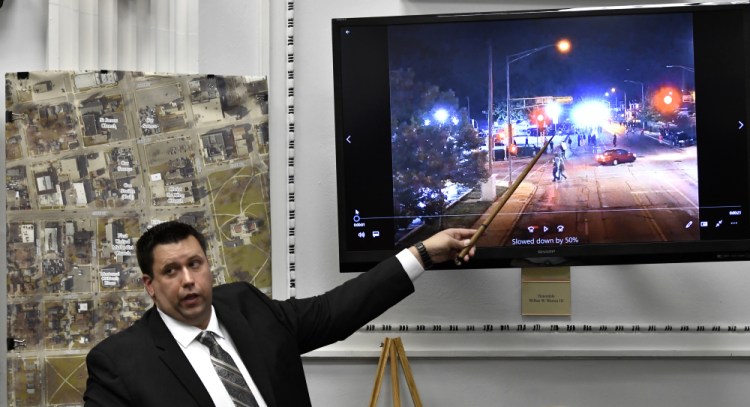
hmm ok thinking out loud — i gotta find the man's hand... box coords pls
[409,228,477,268]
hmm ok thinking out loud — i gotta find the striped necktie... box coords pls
[197,331,260,407]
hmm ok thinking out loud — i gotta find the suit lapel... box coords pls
[145,307,215,407]
[214,300,278,407]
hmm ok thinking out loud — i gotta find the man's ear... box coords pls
[143,274,155,297]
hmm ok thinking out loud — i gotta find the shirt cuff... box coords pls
[396,248,425,282]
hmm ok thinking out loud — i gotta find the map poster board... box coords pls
[4,70,271,406]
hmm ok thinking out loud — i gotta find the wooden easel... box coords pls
[369,337,422,407]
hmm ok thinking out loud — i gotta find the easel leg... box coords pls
[390,342,401,407]
[369,337,422,407]
[395,338,422,407]
[369,338,392,407]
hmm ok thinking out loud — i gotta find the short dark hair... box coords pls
[136,221,208,277]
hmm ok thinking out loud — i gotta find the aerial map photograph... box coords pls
[5,70,270,406]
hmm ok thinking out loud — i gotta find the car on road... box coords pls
[667,130,696,147]
[596,148,636,165]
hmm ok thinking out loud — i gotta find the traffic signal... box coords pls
[530,107,548,130]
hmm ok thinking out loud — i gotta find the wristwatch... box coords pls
[414,241,433,269]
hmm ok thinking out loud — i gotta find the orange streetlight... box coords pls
[557,39,572,53]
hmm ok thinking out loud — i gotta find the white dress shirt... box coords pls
[158,307,268,407]
[396,247,425,281]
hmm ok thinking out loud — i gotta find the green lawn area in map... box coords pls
[223,237,271,287]
[44,356,86,405]
[208,166,271,290]
[210,167,249,214]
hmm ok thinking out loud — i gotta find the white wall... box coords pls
[4,1,750,406]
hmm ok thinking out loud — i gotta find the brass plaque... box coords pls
[521,267,571,316]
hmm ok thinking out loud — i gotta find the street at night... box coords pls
[473,126,699,248]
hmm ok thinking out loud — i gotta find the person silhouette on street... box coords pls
[552,154,564,182]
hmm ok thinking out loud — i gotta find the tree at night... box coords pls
[492,99,535,132]
[390,69,489,229]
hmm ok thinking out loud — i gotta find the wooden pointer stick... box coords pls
[455,137,555,265]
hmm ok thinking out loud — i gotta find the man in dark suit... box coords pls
[83,221,475,406]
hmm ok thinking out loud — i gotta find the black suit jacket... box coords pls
[83,256,414,407]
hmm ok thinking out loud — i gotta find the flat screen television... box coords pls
[332,2,750,272]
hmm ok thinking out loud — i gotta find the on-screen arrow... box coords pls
[740,121,744,130]
[346,135,352,143]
